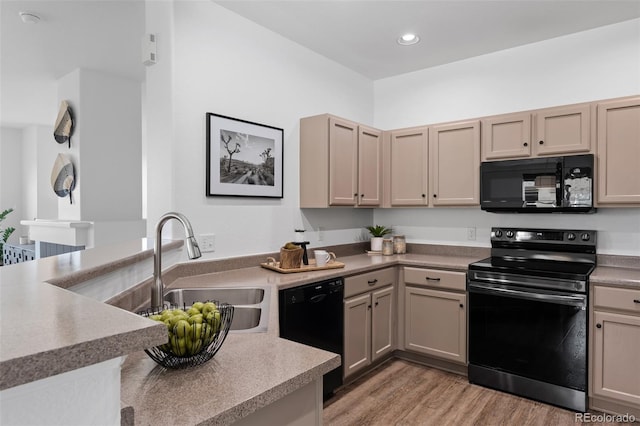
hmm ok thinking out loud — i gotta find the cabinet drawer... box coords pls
[404,267,466,291]
[345,268,395,298]
[594,286,640,314]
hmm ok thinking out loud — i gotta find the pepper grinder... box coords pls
[293,229,309,265]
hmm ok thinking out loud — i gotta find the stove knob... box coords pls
[494,230,503,238]
[567,233,576,241]
[506,230,514,238]
[581,233,590,241]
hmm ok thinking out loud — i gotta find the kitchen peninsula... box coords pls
[1,238,638,425]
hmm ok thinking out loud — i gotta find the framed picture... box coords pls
[206,113,283,198]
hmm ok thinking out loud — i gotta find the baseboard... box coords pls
[589,397,640,421]
[394,350,468,376]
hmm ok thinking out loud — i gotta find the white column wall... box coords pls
[0,127,23,243]
[373,19,640,256]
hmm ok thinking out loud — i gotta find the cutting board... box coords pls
[260,259,345,273]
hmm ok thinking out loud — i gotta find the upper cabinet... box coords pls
[482,112,531,161]
[429,120,480,206]
[301,95,637,209]
[328,117,358,205]
[533,104,592,156]
[482,103,593,161]
[596,96,640,206]
[389,127,429,206]
[300,114,382,208]
[388,120,480,207]
[357,125,383,206]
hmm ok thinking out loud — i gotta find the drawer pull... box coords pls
[367,279,378,285]
[426,277,441,282]
[634,299,640,304]
[596,323,602,329]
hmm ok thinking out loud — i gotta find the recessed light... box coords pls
[397,33,420,46]
[19,12,41,24]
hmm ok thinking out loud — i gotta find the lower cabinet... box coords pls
[343,268,395,379]
[591,285,640,415]
[402,267,467,364]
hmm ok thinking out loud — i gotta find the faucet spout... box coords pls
[152,212,202,309]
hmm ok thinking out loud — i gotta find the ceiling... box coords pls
[1,0,639,127]
[215,0,640,80]
[0,1,144,126]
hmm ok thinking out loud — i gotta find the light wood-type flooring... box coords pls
[323,359,635,426]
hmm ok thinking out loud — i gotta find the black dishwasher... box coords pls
[279,277,344,399]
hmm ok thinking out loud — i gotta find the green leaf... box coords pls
[365,225,392,237]
[2,227,15,243]
[0,208,14,222]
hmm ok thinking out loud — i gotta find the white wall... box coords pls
[373,19,640,256]
[21,125,58,226]
[0,127,23,243]
[146,1,374,259]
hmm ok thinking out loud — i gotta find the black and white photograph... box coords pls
[206,113,283,198]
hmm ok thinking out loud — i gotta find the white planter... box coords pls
[370,237,383,252]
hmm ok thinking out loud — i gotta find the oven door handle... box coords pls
[469,281,586,307]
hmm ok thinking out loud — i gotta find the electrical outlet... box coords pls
[199,233,215,253]
[318,227,324,242]
[467,227,476,241]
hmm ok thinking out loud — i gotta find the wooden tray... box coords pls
[260,259,345,274]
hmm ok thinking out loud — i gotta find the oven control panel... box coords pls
[491,228,596,246]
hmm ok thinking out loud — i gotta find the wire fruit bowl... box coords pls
[138,301,234,369]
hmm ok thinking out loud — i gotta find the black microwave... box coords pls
[480,154,594,213]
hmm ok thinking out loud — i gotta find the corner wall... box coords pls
[373,19,640,255]
[146,1,375,259]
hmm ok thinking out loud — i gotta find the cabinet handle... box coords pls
[375,301,379,307]
[367,279,378,285]
[459,303,464,308]
[596,323,602,329]
[368,305,372,310]
[360,194,364,198]
[422,194,426,198]
[426,277,441,282]
[523,142,528,147]
[433,194,437,198]
[634,299,640,304]
[354,193,358,197]
[539,140,544,145]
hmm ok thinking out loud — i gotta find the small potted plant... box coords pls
[366,225,392,252]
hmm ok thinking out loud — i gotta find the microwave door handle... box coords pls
[556,162,562,206]
[469,282,586,307]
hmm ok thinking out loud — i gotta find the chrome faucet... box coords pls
[151,212,202,309]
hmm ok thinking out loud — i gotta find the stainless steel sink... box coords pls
[163,286,270,333]
[164,287,265,306]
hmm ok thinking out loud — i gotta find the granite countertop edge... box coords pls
[0,239,182,391]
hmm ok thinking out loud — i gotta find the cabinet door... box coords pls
[329,117,358,206]
[405,287,466,363]
[596,97,640,205]
[429,120,480,206]
[593,311,640,406]
[390,128,428,206]
[358,126,382,206]
[534,104,591,156]
[481,112,531,160]
[344,293,371,378]
[371,286,394,361]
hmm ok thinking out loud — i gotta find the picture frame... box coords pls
[206,113,283,198]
